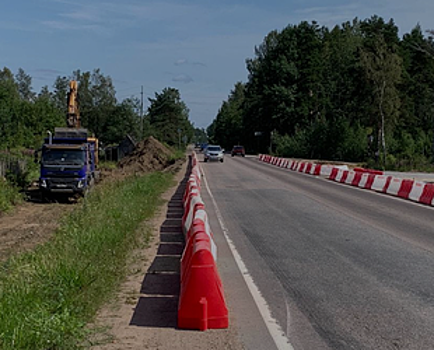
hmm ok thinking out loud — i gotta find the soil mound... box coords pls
[118,136,174,174]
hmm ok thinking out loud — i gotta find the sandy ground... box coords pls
[89,158,244,350]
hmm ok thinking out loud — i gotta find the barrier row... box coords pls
[178,152,229,331]
[329,168,434,205]
[259,154,340,178]
[258,154,434,207]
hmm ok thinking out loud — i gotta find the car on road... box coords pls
[204,145,224,162]
[231,145,245,157]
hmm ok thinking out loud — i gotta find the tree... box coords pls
[207,82,245,149]
[147,87,193,146]
[360,17,402,167]
[15,68,35,102]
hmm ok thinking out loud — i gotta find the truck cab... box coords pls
[38,128,98,196]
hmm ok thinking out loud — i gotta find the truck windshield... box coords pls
[42,149,85,165]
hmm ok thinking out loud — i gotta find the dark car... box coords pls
[231,145,245,157]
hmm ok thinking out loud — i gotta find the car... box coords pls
[231,145,245,157]
[204,145,224,162]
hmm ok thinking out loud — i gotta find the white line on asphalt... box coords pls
[202,171,294,350]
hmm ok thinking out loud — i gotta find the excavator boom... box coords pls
[66,80,80,128]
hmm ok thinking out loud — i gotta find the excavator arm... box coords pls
[66,80,80,128]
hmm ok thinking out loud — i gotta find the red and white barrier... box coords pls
[386,177,403,196]
[371,175,391,192]
[409,181,425,202]
[257,154,434,207]
[179,152,229,331]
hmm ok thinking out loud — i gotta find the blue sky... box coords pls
[1,0,433,129]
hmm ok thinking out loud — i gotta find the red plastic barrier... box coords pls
[298,162,306,172]
[353,167,384,175]
[314,164,322,176]
[340,170,349,183]
[178,240,229,330]
[351,171,363,186]
[181,228,211,282]
[419,183,434,205]
[397,179,414,199]
[329,167,339,181]
[305,163,313,173]
[364,174,376,189]
[382,176,393,193]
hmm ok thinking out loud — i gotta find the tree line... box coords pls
[0,67,195,151]
[207,16,434,170]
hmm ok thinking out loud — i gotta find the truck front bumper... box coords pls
[39,178,86,194]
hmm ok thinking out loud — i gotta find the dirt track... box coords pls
[0,199,74,262]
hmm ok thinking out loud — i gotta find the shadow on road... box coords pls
[129,159,190,329]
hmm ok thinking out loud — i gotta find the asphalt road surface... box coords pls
[200,154,434,350]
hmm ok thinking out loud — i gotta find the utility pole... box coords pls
[140,85,145,139]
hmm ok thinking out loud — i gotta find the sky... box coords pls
[1,0,433,130]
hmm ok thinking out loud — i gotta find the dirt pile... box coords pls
[118,136,175,175]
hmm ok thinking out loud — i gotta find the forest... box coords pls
[0,68,195,151]
[207,16,434,170]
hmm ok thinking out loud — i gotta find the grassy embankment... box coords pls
[0,171,174,349]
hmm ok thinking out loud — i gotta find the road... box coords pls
[200,155,434,350]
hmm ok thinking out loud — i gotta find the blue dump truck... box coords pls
[38,127,99,197]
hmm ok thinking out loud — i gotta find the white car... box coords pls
[204,145,224,162]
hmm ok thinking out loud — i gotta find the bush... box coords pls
[0,178,22,213]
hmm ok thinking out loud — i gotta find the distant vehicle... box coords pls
[204,145,224,163]
[200,143,208,152]
[231,145,245,157]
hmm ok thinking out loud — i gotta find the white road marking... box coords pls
[202,171,295,350]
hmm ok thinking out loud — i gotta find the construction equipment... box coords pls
[36,81,99,197]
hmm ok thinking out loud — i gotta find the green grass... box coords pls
[0,172,174,349]
[97,160,118,170]
[0,179,22,213]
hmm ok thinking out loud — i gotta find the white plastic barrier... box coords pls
[183,193,205,235]
[190,209,217,261]
[320,165,334,177]
[335,169,346,182]
[386,177,402,196]
[371,175,390,192]
[358,173,369,188]
[409,181,426,202]
[310,164,317,175]
[287,160,294,169]
[345,171,356,185]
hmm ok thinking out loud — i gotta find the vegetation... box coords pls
[146,88,194,146]
[207,16,434,170]
[0,178,21,212]
[0,172,173,349]
[0,68,194,150]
